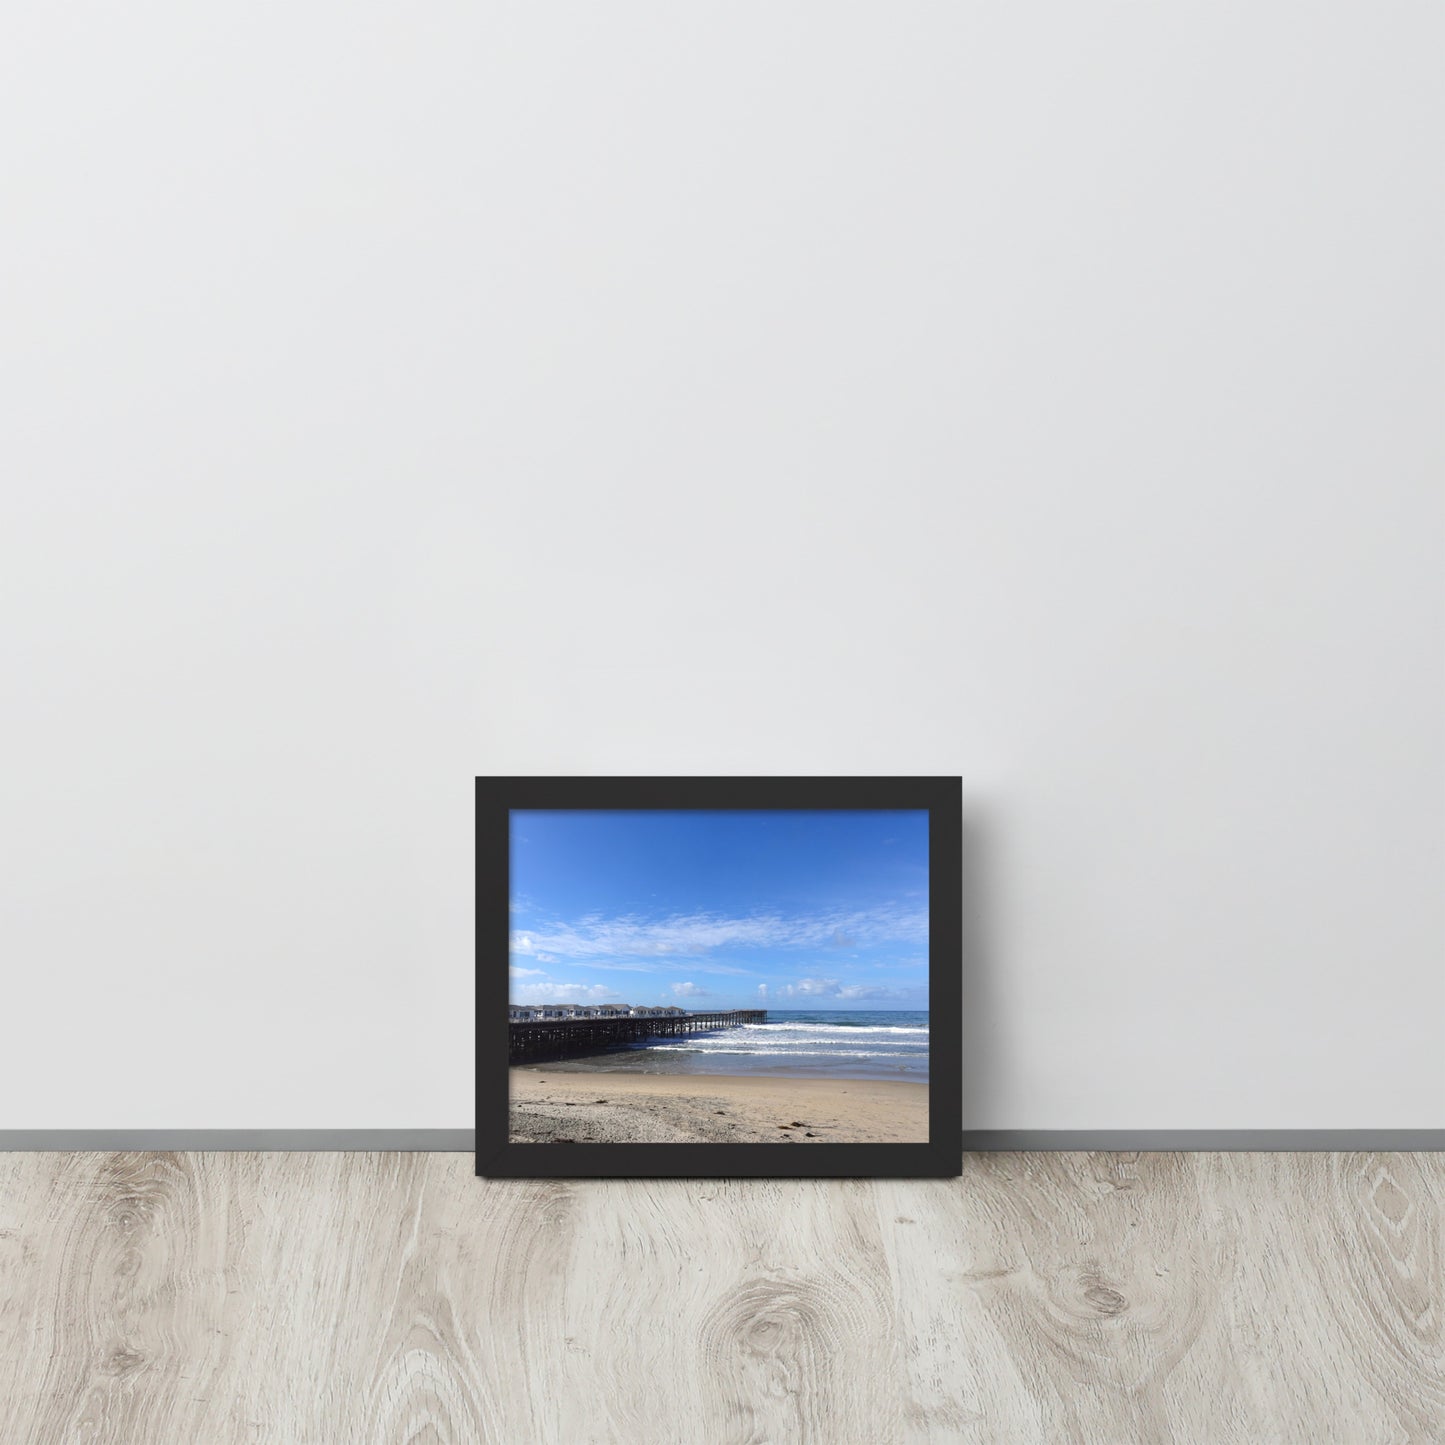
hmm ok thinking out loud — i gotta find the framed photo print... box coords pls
[475,777,961,1178]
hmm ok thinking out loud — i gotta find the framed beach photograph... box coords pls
[475,777,962,1178]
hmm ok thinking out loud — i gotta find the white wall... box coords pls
[4,3,1440,1129]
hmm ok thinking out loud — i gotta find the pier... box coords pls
[509,1009,767,1065]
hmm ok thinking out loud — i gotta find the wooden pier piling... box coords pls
[508,1010,767,1065]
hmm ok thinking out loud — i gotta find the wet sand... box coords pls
[509,1066,928,1144]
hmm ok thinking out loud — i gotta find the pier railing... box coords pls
[509,1009,767,1065]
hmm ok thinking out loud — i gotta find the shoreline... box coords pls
[510,1047,928,1085]
[509,1066,928,1144]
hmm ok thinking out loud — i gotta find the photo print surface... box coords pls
[507,808,930,1147]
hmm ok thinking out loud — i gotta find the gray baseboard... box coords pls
[962,1130,1445,1152]
[1,1129,1444,1152]
[0,1130,476,1151]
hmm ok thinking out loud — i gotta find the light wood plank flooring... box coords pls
[1,1151,1441,1443]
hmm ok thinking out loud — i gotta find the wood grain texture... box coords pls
[0,1152,1441,1443]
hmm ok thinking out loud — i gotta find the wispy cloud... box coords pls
[622,960,760,978]
[509,905,926,968]
[670,981,710,999]
[779,977,922,1002]
[508,965,546,978]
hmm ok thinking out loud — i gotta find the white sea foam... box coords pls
[603,1011,931,1081]
[645,1045,920,1058]
[739,1023,928,1036]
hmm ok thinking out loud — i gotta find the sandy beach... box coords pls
[509,1066,928,1144]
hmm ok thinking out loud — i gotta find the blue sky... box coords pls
[509,810,928,1011]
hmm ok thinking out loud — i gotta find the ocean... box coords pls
[532,1009,930,1084]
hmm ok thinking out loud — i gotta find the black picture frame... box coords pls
[475,776,962,1178]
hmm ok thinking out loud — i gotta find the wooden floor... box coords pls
[1,1152,1441,1443]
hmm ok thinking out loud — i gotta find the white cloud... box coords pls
[782,978,842,998]
[836,983,918,1002]
[778,978,922,1002]
[757,983,768,998]
[508,965,545,977]
[508,904,926,967]
[671,981,710,999]
[532,957,757,979]
[509,980,618,1005]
